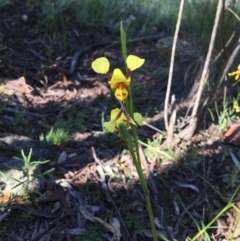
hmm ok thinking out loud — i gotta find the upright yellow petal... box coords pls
[91,57,110,74]
[126,55,145,71]
[108,69,130,88]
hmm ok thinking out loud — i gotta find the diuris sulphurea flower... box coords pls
[228,64,240,80]
[233,101,240,113]
[91,55,144,101]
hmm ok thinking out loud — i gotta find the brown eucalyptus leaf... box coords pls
[224,124,240,146]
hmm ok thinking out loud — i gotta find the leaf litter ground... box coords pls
[0,3,240,241]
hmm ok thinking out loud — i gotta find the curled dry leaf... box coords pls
[229,150,240,168]
[0,189,11,204]
[0,77,33,95]
[110,217,121,241]
[172,200,180,216]
[94,216,115,233]
[96,164,105,182]
[60,228,85,235]
[60,181,73,189]
[224,124,240,146]
[175,181,200,193]
[154,217,164,229]
[79,205,95,222]
[0,213,9,223]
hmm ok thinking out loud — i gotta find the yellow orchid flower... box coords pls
[91,57,110,74]
[91,55,144,101]
[103,108,143,133]
[108,69,130,101]
[233,101,240,113]
[228,64,240,80]
[126,55,145,71]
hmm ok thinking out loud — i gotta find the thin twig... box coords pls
[91,146,108,172]
[164,0,185,137]
[226,7,240,22]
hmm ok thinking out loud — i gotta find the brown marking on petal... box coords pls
[115,84,128,101]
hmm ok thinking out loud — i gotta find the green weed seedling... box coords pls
[0,149,51,198]
[126,212,144,233]
[208,99,236,132]
[226,166,240,188]
[217,104,233,131]
[74,223,105,241]
[20,209,34,223]
[45,127,69,145]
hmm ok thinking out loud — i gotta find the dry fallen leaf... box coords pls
[0,189,11,204]
[57,151,67,164]
[2,77,33,95]
[110,217,121,241]
[0,213,9,223]
[224,124,240,146]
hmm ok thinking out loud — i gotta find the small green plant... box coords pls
[225,167,240,188]
[20,209,34,223]
[74,223,105,241]
[125,212,144,233]
[45,127,69,145]
[138,138,176,162]
[217,103,233,131]
[208,99,236,132]
[0,149,52,197]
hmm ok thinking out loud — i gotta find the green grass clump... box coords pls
[1,0,239,50]
[42,127,69,145]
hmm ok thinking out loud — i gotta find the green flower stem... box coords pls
[120,21,127,68]
[119,124,157,241]
[127,86,134,118]
[124,98,132,118]
[120,22,134,117]
[119,21,156,241]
